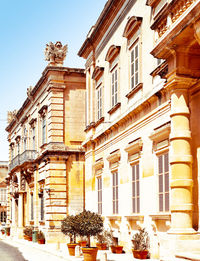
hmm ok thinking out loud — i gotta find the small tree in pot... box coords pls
[61,214,79,256]
[132,228,150,259]
[76,210,103,261]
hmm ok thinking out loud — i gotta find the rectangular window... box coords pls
[111,68,118,107]
[158,152,169,212]
[11,147,14,160]
[23,128,27,151]
[32,127,36,150]
[97,176,102,215]
[131,43,139,89]
[112,172,118,214]
[42,117,46,144]
[97,86,102,120]
[132,163,140,213]
[31,193,34,220]
[40,193,44,221]
[17,143,20,155]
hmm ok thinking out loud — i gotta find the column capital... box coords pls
[165,75,197,91]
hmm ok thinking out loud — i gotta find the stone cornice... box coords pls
[78,0,136,59]
[5,66,85,133]
[149,122,170,142]
[107,149,121,163]
[125,138,142,155]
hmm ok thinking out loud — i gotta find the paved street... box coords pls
[0,237,70,261]
[0,240,27,261]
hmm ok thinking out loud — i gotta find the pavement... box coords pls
[0,234,159,261]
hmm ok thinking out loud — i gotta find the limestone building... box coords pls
[78,0,200,258]
[0,161,8,223]
[6,42,86,242]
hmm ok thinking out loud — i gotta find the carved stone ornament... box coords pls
[44,41,68,66]
[7,110,17,124]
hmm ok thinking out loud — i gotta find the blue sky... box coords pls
[0,0,107,161]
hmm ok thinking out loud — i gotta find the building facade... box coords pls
[78,0,200,259]
[6,42,86,243]
[0,161,8,224]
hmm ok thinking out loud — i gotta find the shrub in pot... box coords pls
[76,210,103,261]
[61,214,79,256]
[95,230,109,250]
[106,230,123,254]
[132,228,149,259]
[37,230,45,244]
[23,226,33,241]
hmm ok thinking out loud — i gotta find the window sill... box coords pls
[125,215,144,222]
[29,220,34,225]
[150,213,171,221]
[39,221,45,225]
[95,117,105,127]
[126,83,143,99]
[108,103,121,115]
[107,215,121,221]
[84,122,95,132]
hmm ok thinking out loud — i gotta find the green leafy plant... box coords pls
[23,226,33,237]
[132,228,149,251]
[106,230,118,246]
[96,230,110,244]
[61,214,79,243]
[37,230,45,240]
[76,210,103,247]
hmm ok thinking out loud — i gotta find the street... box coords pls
[0,239,70,261]
[0,240,27,261]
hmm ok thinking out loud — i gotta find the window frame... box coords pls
[112,171,119,215]
[132,163,140,214]
[111,66,118,107]
[130,42,140,89]
[157,151,169,213]
[42,116,46,145]
[97,176,102,215]
[97,84,103,121]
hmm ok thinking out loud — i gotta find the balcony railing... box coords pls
[9,150,37,171]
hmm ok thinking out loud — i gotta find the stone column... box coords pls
[168,76,196,234]
[18,193,24,228]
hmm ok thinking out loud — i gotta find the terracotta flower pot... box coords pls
[67,243,78,256]
[115,245,123,254]
[27,236,32,241]
[79,240,87,247]
[82,247,98,261]
[23,235,28,240]
[96,243,107,250]
[38,238,45,244]
[132,249,148,259]
[110,245,116,253]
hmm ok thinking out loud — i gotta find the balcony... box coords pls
[9,150,37,171]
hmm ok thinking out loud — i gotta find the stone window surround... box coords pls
[105,45,121,114]
[149,122,171,220]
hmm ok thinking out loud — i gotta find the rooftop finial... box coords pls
[44,41,68,66]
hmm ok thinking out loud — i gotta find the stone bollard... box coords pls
[75,245,81,257]
[100,252,107,261]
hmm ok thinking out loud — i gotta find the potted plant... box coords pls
[95,230,109,250]
[76,210,103,261]
[78,236,88,247]
[61,214,79,256]
[23,226,33,241]
[37,230,45,244]
[106,230,123,254]
[132,228,149,259]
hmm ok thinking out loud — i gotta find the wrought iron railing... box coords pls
[9,150,37,171]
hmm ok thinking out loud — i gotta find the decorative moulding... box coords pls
[107,149,121,164]
[123,16,143,40]
[105,45,121,63]
[149,122,170,142]
[38,105,48,115]
[29,118,37,126]
[125,138,143,155]
[93,158,104,171]
[92,66,104,80]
